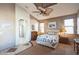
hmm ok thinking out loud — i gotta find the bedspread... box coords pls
[36,34,59,48]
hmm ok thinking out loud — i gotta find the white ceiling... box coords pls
[16,3,79,20]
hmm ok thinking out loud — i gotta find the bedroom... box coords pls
[0,3,79,55]
[29,3,79,55]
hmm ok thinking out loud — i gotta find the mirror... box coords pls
[19,19,24,38]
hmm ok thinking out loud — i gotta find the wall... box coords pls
[30,16,40,32]
[15,4,31,45]
[0,4,15,51]
[40,14,78,40]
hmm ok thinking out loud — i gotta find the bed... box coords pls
[36,30,59,48]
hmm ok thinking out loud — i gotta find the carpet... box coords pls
[17,41,76,55]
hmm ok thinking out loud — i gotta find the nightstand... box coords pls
[59,35,70,44]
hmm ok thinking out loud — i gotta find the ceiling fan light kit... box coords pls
[38,7,53,16]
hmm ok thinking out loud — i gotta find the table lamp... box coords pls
[59,26,66,35]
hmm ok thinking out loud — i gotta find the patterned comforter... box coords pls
[36,34,59,48]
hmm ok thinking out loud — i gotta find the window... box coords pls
[40,23,44,33]
[35,23,39,31]
[64,18,74,34]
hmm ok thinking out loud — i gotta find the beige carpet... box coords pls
[17,41,76,55]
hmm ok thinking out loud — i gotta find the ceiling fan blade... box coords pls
[45,8,53,15]
[32,11,40,13]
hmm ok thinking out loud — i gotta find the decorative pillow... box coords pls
[47,31,58,35]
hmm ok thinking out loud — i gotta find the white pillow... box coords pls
[47,30,58,35]
[47,31,57,35]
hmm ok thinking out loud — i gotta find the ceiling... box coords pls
[34,3,57,8]
[17,3,79,20]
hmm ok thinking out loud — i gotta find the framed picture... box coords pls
[48,22,56,29]
[32,25,35,30]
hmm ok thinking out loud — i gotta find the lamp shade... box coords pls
[59,27,66,32]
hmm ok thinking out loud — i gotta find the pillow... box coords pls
[47,31,57,35]
[47,30,58,35]
[38,32,44,35]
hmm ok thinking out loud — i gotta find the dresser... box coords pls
[59,35,70,44]
[31,31,38,41]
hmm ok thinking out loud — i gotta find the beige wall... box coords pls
[0,4,15,51]
[40,14,77,33]
[30,16,40,31]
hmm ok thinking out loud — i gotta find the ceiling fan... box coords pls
[33,3,57,16]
